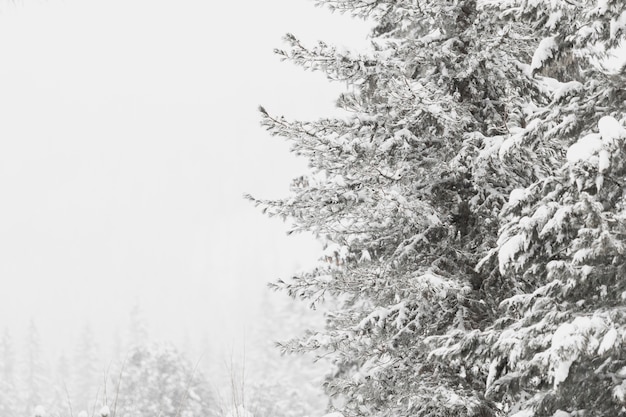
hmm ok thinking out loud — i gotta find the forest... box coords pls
[2,0,626,417]
[0,301,327,417]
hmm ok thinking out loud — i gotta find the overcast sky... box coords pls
[0,0,370,360]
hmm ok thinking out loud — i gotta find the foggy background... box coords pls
[0,0,370,403]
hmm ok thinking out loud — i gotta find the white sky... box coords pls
[0,0,370,360]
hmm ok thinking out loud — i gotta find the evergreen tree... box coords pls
[0,328,18,417]
[198,331,215,383]
[50,351,72,417]
[128,303,149,351]
[251,0,625,416]
[472,2,626,416]
[72,323,99,413]
[111,327,123,366]
[115,343,216,417]
[22,319,49,414]
[245,292,326,417]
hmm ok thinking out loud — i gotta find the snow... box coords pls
[499,130,523,158]
[598,149,611,173]
[531,204,554,229]
[226,406,254,417]
[581,265,593,278]
[100,405,110,417]
[567,117,625,176]
[549,315,612,387]
[599,284,608,299]
[510,409,534,417]
[34,406,46,417]
[508,188,529,207]
[498,234,526,274]
[538,77,583,102]
[322,413,344,417]
[486,358,500,389]
[427,104,443,114]
[545,10,563,31]
[614,380,626,402]
[415,272,463,298]
[530,36,558,73]
[539,205,572,239]
[419,28,443,44]
[591,175,601,192]
[357,301,413,331]
[552,411,571,417]
[598,328,618,354]
[566,133,603,164]
[394,128,414,142]
[358,306,391,329]
[394,302,409,329]
[616,366,626,379]
[331,175,347,187]
[554,357,575,388]
[572,248,592,264]
[610,11,626,39]
[322,243,349,263]
[598,115,626,142]
[477,134,504,160]
[446,391,465,406]
[596,0,610,15]
[553,81,582,102]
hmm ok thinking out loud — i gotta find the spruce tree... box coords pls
[251,1,625,416]
[0,328,17,417]
[51,351,71,417]
[22,319,48,415]
[475,2,626,416]
[73,323,99,413]
[115,344,215,417]
[245,293,326,417]
[128,303,149,350]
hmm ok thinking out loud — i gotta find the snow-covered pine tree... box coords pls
[472,2,626,416]
[245,292,326,417]
[252,0,537,415]
[114,343,216,417]
[72,323,99,412]
[50,351,72,417]
[22,319,49,415]
[128,303,149,351]
[251,0,625,416]
[0,328,18,417]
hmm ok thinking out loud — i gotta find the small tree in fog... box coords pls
[22,320,48,415]
[0,328,18,417]
[114,343,216,417]
[244,293,326,417]
[72,323,99,412]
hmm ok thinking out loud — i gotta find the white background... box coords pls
[0,0,370,359]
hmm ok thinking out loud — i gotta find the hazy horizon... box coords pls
[0,0,371,380]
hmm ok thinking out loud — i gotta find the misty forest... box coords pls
[2,0,626,417]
